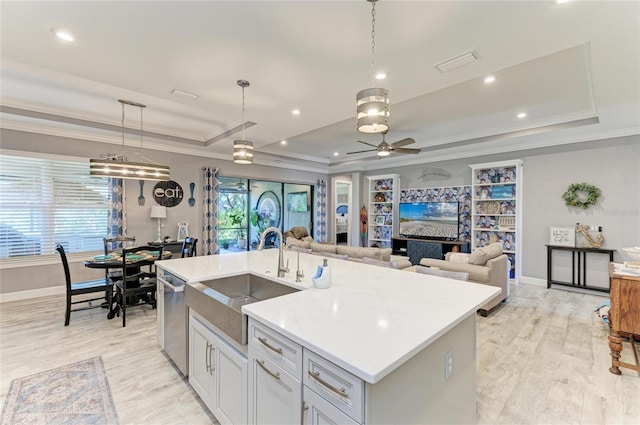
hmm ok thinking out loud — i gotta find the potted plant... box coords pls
[228,210,246,249]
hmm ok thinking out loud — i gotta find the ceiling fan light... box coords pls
[377,150,391,157]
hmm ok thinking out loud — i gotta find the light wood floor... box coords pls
[1,283,638,424]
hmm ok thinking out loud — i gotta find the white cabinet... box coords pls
[303,386,359,425]
[248,318,302,424]
[470,160,523,283]
[366,174,399,249]
[248,346,302,424]
[189,312,247,425]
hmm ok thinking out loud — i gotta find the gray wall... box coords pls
[359,136,639,281]
[0,129,326,295]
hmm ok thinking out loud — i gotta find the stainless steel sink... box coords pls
[185,274,299,345]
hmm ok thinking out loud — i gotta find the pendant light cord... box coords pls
[241,85,246,140]
[370,0,377,88]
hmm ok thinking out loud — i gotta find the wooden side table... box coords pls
[608,263,640,375]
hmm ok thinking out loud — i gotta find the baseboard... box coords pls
[519,276,547,287]
[0,285,65,303]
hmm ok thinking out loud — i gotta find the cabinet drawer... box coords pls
[303,349,364,423]
[303,386,360,425]
[248,318,302,380]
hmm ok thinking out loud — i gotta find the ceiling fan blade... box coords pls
[347,148,377,155]
[356,140,379,148]
[391,138,416,148]
[393,148,421,154]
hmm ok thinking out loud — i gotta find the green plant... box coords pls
[228,210,245,239]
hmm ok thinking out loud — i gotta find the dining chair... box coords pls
[181,237,198,258]
[56,243,113,326]
[103,236,136,282]
[111,245,161,327]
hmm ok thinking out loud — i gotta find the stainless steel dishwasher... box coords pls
[158,269,188,376]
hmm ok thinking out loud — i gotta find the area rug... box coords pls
[1,356,118,425]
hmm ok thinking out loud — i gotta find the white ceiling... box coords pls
[1,1,639,174]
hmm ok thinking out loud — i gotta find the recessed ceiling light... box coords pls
[556,0,571,4]
[484,75,496,84]
[333,152,339,156]
[375,71,388,80]
[280,140,287,145]
[52,28,75,42]
[517,112,527,118]
[291,109,301,116]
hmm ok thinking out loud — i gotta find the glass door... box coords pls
[218,177,248,253]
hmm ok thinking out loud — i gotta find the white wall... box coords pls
[358,136,639,281]
[0,129,327,296]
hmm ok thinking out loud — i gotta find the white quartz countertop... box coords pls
[156,249,499,383]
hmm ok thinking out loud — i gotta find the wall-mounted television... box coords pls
[399,201,460,240]
[287,191,308,212]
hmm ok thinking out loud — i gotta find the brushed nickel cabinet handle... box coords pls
[301,400,308,425]
[210,346,216,375]
[258,336,283,355]
[205,342,211,373]
[308,371,349,399]
[256,359,280,380]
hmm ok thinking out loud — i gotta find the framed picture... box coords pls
[375,215,385,225]
[549,226,575,247]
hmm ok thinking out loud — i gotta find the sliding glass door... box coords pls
[219,177,313,253]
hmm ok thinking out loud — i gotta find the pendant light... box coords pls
[90,100,170,181]
[233,80,254,165]
[356,0,389,134]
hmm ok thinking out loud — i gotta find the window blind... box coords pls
[0,153,109,259]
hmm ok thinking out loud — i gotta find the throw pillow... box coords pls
[302,236,314,242]
[291,226,309,239]
[469,243,503,265]
[448,253,470,263]
[286,237,310,249]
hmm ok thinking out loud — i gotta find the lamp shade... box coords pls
[233,140,254,164]
[150,205,167,219]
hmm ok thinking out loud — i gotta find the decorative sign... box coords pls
[153,181,184,207]
[549,226,575,247]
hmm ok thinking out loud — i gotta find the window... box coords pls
[0,152,109,259]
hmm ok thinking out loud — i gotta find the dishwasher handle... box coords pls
[159,277,185,293]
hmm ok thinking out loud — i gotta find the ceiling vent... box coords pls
[434,50,480,73]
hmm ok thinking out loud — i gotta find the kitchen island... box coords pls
[156,249,499,424]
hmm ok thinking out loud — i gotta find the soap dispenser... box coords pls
[312,258,332,289]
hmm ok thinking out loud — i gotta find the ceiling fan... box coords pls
[347,133,421,157]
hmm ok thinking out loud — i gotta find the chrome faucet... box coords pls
[258,227,289,278]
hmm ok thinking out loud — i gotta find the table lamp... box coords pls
[150,206,167,243]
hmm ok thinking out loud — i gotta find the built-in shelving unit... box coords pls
[470,160,523,282]
[366,174,399,248]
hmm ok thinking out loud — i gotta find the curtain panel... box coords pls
[202,167,220,255]
[315,179,327,242]
[108,178,127,238]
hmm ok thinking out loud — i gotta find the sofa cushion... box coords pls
[290,226,309,239]
[337,246,382,260]
[287,245,312,253]
[362,256,396,268]
[419,258,491,283]
[468,243,503,265]
[415,265,469,281]
[302,236,314,242]
[310,242,336,254]
[449,253,470,263]
[319,251,348,260]
[286,237,310,249]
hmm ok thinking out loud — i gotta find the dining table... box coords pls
[83,248,172,317]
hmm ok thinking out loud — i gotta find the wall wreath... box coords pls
[562,182,601,209]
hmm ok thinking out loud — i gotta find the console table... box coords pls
[392,237,469,265]
[608,263,640,375]
[546,245,615,293]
